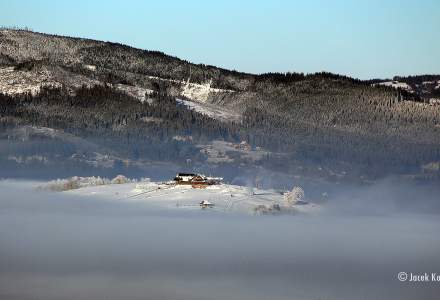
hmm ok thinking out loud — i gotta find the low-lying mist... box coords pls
[0,180,439,300]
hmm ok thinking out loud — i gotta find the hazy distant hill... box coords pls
[1,28,440,182]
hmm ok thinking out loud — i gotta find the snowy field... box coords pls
[59,180,321,215]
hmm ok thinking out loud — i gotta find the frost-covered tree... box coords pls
[284,186,305,206]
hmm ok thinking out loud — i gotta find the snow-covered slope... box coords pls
[0,65,101,95]
[176,98,241,122]
[62,180,321,215]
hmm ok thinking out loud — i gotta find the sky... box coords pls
[0,0,439,79]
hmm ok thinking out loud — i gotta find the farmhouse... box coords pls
[173,173,222,187]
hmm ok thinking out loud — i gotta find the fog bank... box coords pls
[0,180,439,300]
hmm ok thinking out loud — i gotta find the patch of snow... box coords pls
[421,161,440,173]
[429,98,440,106]
[172,135,193,142]
[181,79,212,103]
[197,140,269,164]
[10,126,58,140]
[176,98,241,123]
[113,83,154,102]
[141,116,163,124]
[0,66,100,95]
[8,155,48,164]
[373,81,413,91]
[145,75,234,103]
[84,64,96,71]
[70,152,119,169]
[0,66,61,95]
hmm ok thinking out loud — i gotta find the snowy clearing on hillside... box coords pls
[0,66,101,95]
[145,75,234,103]
[176,98,241,122]
[114,84,153,102]
[373,81,413,91]
[0,66,61,95]
[180,79,233,103]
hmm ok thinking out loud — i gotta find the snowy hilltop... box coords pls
[39,176,321,216]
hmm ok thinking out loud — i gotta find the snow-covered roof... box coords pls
[200,200,213,205]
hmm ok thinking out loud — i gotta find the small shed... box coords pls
[199,200,214,208]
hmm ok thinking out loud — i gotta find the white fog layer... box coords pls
[1,180,439,300]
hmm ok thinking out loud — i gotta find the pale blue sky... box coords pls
[0,0,439,79]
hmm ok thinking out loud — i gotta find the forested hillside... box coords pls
[1,29,440,182]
